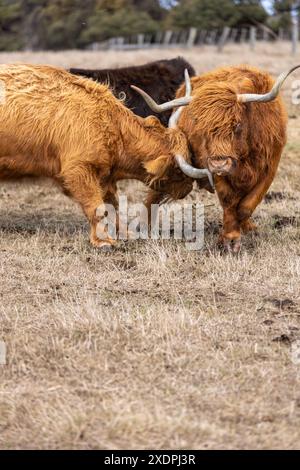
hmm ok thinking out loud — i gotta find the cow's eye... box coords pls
[234,123,242,135]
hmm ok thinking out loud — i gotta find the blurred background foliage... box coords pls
[0,0,298,50]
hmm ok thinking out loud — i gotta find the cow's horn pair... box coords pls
[133,65,300,108]
[131,69,214,189]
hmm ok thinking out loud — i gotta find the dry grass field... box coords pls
[0,43,300,450]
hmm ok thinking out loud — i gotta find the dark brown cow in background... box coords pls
[70,57,195,126]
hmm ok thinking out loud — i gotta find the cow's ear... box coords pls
[238,77,253,94]
[144,116,164,129]
[144,155,171,178]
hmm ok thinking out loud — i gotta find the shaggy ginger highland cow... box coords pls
[134,64,300,252]
[0,64,211,249]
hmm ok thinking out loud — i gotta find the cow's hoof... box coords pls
[219,238,241,254]
[91,237,116,251]
[99,243,114,252]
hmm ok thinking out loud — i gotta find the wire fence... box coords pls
[88,24,299,55]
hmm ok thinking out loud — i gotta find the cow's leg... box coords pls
[215,150,282,251]
[60,164,116,249]
[103,183,119,225]
[237,152,282,224]
[144,189,166,233]
[215,177,243,253]
[221,207,242,253]
[103,183,131,239]
[0,155,40,178]
[103,184,118,208]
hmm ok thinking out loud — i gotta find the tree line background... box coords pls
[0,0,299,51]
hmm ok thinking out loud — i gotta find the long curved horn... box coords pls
[171,73,214,190]
[175,155,215,189]
[169,69,192,129]
[184,67,192,97]
[168,107,183,129]
[237,65,300,103]
[131,68,192,113]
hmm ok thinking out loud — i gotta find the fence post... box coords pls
[217,26,230,52]
[137,34,144,48]
[249,26,256,50]
[292,21,298,55]
[163,30,173,46]
[186,27,197,48]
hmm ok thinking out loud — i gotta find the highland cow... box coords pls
[133,64,300,252]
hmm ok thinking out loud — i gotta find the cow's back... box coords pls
[0,63,116,162]
[70,57,196,126]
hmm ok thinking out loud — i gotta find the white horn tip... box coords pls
[207,171,215,191]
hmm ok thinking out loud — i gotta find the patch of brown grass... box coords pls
[0,43,300,450]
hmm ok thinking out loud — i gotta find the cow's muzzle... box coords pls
[207,156,237,175]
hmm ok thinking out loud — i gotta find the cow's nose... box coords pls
[207,157,235,175]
